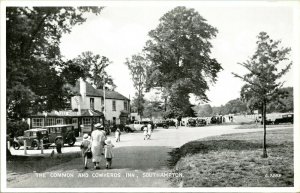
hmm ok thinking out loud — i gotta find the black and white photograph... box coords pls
[1,0,299,192]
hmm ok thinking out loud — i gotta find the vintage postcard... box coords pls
[1,0,299,192]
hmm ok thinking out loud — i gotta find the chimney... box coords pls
[79,78,86,99]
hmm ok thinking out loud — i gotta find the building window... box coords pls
[83,118,91,125]
[90,98,94,110]
[56,118,63,125]
[46,118,55,126]
[113,117,116,125]
[112,100,116,111]
[124,101,128,111]
[32,118,44,127]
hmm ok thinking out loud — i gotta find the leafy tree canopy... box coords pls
[144,6,222,117]
[233,31,292,158]
[73,51,116,90]
[125,53,148,116]
[6,7,103,119]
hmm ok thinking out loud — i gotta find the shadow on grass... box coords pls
[7,152,82,174]
[168,140,280,167]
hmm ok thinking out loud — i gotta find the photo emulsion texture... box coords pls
[5,5,295,188]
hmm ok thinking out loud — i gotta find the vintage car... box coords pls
[196,118,206,126]
[274,113,293,125]
[166,119,176,127]
[44,124,76,146]
[125,120,153,131]
[12,128,50,150]
[155,120,169,129]
[187,119,197,127]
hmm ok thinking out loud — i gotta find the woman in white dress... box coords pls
[91,123,106,169]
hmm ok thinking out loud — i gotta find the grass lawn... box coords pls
[168,128,294,187]
[235,123,293,129]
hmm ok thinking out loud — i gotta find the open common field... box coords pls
[168,128,293,187]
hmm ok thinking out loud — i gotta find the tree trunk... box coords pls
[164,97,167,112]
[262,100,268,158]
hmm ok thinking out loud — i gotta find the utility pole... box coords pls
[103,76,106,118]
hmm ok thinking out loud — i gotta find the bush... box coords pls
[7,120,29,137]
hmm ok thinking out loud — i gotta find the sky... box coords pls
[59,2,295,106]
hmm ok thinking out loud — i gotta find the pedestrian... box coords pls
[80,134,92,169]
[147,123,152,140]
[55,138,63,154]
[115,128,121,142]
[177,116,182,127]
[104,138,114,169]
[143,126,148,140]
[91,123,106,170]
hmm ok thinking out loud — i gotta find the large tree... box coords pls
[193,104,213,117]
[6,7,103,119]
[74,51,116,90]
[144,6,222,117]
[233,32,292,158]
[223,98,247,115]
[125,53,148,117]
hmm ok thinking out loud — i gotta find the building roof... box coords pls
[71,80,129,101]
[96,89,129,101]
[30,109,104,117]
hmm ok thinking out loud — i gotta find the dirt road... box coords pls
[7,125,291,188]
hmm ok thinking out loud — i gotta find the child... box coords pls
[115,128,121,142]
[80,134,92,169]
[143,126,148,140]
[104,138,114,169]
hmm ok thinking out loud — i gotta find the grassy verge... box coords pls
[234,123,293,129]
[168,128,293,187]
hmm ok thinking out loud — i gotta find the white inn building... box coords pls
[29,79,130,135]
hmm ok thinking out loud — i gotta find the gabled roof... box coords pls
[71,80,129,101]
[96,89,129,101]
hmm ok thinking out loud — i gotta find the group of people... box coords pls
[80,123,114,170]
[80,122,155,169]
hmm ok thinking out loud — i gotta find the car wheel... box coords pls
[12,142,20,150]
[32,142,39,150]
[68,138,76,146]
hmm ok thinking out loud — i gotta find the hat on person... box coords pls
[94,123,103,129]
[105,138,112,145]
[83,134,90,140]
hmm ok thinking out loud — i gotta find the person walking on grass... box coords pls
[115,128,121,142]
[80,134,92,169]
[104,138,114,169]
[91,123,106,170]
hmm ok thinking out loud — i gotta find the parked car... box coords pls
[44,124,76,147]
[196,118,206,126]
[274,113,293,125]
[155,120,169,129]
[125,121,153,131]
[187,119,197,127]
[258,116,274,125]
[12,128,50,150]
[166,119,176,127]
